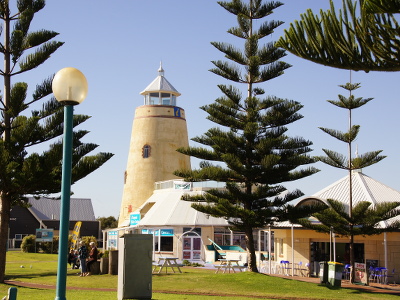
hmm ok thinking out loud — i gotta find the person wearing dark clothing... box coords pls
[78,241,88,277]
[68,249,79,269]
[86,242,98,276]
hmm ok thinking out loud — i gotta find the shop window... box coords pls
[253,231,274,252]
[213,227,246,248]
[214,227,230,245]
[159,237,173,251]
[233,234,246,249]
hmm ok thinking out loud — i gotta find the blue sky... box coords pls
[19,1,398,218]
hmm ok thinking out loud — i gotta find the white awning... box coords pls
[136,189,229,227]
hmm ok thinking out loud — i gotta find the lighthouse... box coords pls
[118,64,191,226]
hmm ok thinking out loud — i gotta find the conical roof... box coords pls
[140,63,181,96]
[310,170,400,208]
[299,170,400,227]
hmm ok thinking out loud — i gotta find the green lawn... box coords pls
[1,251,398,300]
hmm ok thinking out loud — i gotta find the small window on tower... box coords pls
[142,145,151,158]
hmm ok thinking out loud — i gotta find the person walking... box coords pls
[78,241,88,277]
[85,242,98,276]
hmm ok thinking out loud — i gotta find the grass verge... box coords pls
[1,251,398,300]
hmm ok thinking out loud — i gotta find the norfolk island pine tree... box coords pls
[276,0,400,283]
[174,0,323,272]
[0,0,113,282]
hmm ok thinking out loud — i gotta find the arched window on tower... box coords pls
[142,144,151,158]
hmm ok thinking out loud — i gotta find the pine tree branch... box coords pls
[15,41,64,74]
[276,0,400,72]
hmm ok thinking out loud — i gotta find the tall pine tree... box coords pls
[0,0,113,282]
[297,82,400,283]
[174,0,320,272]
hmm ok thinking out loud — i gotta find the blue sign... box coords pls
[130,213,141,226]
[142,229,174,236]
[174,107,181,117]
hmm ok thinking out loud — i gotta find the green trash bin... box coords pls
[319,261,328,283]
[328,262,344,287]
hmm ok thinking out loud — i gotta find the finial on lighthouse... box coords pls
[140,63,181,100]
[158,62,164,76]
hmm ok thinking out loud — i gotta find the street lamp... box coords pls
[52,67,88,300]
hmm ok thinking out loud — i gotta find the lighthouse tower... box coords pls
[118,64,191,226]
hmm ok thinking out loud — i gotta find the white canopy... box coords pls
[136,189,229,227]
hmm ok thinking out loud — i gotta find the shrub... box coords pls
[40,236,59,253]
[39,241,52,253]
[102,250,109,258]
[182,260,191,266]
[21,235,97,253]
[20,235,36,253]
[181,260,204,267]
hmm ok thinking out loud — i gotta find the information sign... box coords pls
[35,229,54,242]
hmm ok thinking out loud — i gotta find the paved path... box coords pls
[267,273,400,295]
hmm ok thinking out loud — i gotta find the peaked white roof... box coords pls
[275,171,400,228]
[292,170,400,228]
[309,170,400,210]
[136,189,229,227]
[140,64,181,96]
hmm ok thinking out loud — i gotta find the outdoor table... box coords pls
[278,261,292,276]
[152,257,182,274]
[295,262,308,277]
[215,259,245,274]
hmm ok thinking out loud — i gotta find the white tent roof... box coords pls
[288,170,400,228]
[309,170,400,209]
[136,189,229,227]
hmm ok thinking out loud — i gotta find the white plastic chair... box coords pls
[386,269,396,285]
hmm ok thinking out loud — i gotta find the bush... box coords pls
[20,235,36,253]
[40,236,59,253]
[102,250,109,258]
[39,241,51,253]
[181,259,203,267]
[79,236,97,249]
[21,234,97,253]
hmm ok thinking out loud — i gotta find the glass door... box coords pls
[182,236,202,261]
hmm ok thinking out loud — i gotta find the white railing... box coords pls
[154,179,226,191]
